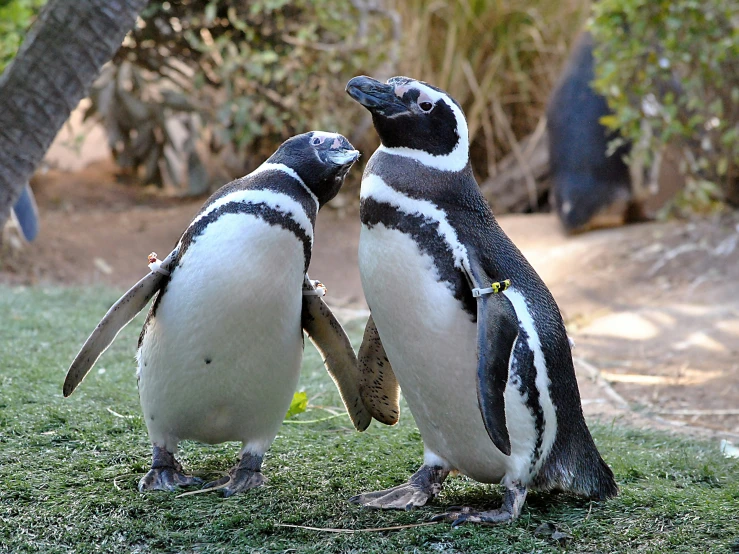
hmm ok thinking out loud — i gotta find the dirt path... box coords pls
[4,161,738,439]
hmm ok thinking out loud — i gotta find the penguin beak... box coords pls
[326,148,360,166]
[346,76,411,117]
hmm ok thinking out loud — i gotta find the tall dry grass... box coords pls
[385,0,590,182]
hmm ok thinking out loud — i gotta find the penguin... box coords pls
[345,75,618,524]
[63,131,372,496]
[546,31,647,232]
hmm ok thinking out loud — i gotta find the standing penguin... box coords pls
[64,131,372,496]
[346,76,617,524]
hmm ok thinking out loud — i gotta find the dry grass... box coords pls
[388,0,590,181]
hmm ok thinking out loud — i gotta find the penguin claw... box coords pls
[350,465,449,510]
[202,469,265,497]
[138,467,202,492]
[349,483,435,510]
[431,507,514,526]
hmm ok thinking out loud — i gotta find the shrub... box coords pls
[86,0,393,193]
[0,0,47,74]
[87,0,592,199]
[590,0,739,212]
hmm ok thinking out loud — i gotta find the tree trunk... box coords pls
[0,0,149,233]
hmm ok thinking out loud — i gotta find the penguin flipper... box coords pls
[468,263,519,457]
[62,251,176,397]
[357,314,400,426]
[301,277,372,432]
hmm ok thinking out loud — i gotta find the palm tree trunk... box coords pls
[0,0,149,234]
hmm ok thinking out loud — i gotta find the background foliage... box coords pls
[393,0,589,184]
[0,0,47,73]
[590,0,739,213]
[5,0,736,214]
[84,0,591,195]
[87,0,395,193]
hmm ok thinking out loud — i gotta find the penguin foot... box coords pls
[430,506,515,526]
[430,482,527,526]
[139,467,203,492]
[349,465,449,510]
[138,446,202,492]
[202,452,265,497]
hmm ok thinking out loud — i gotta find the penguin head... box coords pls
[346,75,469,171]
[267,131,360,206]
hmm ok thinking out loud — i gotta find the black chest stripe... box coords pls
[249,179,318,224]
[509,329,545,469]
[179,201,312,273]
[360,196,476,318]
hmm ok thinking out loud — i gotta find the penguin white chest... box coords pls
[138,213,305,453]
[359,224,538,483]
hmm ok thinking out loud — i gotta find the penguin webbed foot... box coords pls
[202,452,265,497]
[138,446,202,492]
[349,464,449,510]
[431,482,527,526]
[430,506,514,526]
[139,467,203,492]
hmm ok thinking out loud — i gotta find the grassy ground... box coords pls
[1,285,738,553]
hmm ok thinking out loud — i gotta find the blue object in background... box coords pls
[11,183,39,242]
[546,31,633,232]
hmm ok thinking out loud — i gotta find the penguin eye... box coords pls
[311,136,325,146]
[419,101,434,112]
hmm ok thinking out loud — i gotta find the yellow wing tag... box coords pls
[491,279,511,294]
[472,278,512,297]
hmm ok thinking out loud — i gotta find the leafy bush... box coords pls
[0,0,47,74]
[87,0,592,199]
[87,0,393,193]
[590,0,739,212]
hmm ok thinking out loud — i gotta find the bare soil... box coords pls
[4,159,738,439]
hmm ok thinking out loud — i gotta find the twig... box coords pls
[283,413,348,425]
[523,116,547,160]
[274,521,441,534]
[655,409,739,417]
[175,482,228,498]
[489,93,538,209]
[573,357,631,411]
[106,407,135,419]
[113,473,139,491]
[461,60,497,178]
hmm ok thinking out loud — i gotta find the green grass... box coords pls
[1,285,738,553]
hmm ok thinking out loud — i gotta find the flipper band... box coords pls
[147,252,171,277]
[472,278,511,297]
[303,279,327,297]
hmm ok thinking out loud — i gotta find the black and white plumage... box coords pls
[346,75,617,524]
[64,131,369,496]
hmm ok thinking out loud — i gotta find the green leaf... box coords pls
[599,114,620,129]
[285,391,308,419]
